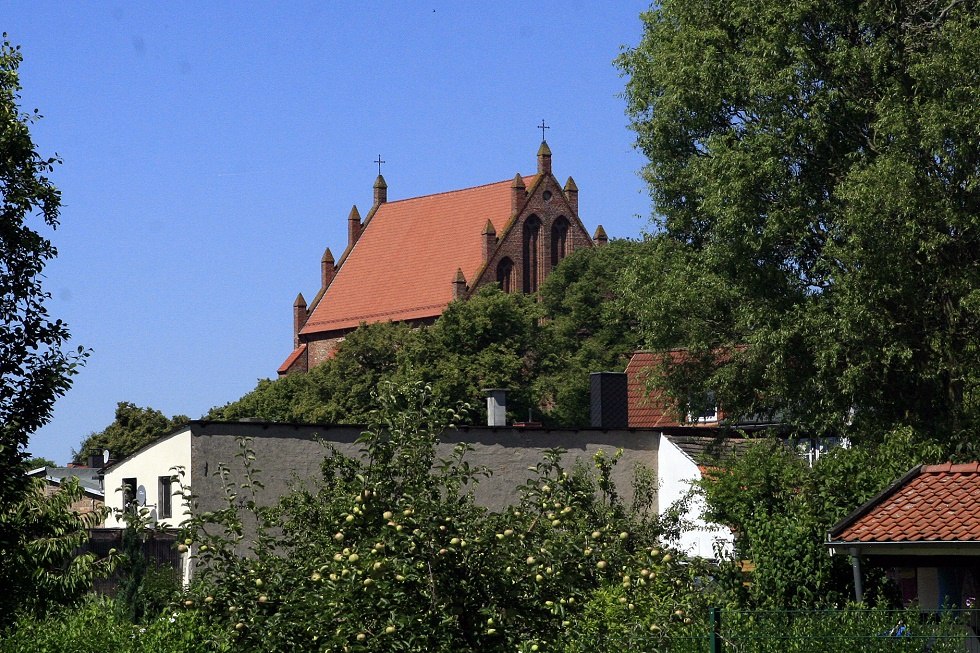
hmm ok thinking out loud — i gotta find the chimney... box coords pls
[348,205,362,248]
[537,141,552,175]
[321,247,335,288]
[564,176,578,214]
[511,173,526,214]
[483,388,508,427]
[293,293,307,348]
[452,268,467,300]
[590,372,629,428]
[482,219,497,261]
[593,224,608,246]
[373,174,387,205]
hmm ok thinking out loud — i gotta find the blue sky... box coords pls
[5,2,654,465]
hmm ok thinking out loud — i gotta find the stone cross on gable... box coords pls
[375,154,385,176]
[538,119,549,142]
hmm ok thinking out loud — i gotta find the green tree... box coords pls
[535,240,645,426]
[406,286,545,424]
[699,429,940,608]
[76,402,188,462]
[1,34,88,625]
[0,477,112,624]
[23,456,56,469]
[618,2,980,448]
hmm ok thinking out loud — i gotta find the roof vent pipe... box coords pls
[483,388,508,427]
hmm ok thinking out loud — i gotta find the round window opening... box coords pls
[542,190,553,201]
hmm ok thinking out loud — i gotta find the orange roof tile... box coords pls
[277,344,307,374]
[301,176,536,335]
[832,464,980,543]
[626,351,686,428]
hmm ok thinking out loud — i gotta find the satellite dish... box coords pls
[136,485,147,506]
[102,449,110,465]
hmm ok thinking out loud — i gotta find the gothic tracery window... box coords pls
[523,215,541,293]
[497,257,514,293]
[551,216,569,269]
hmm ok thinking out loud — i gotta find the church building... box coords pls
[279,141,606,375]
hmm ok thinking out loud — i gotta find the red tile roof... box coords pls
[277,344,307,374]
[301,176,536,335]
[626,351,686,428]
[832,463,980,543]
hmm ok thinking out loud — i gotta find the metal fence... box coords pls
[666,607,980,653]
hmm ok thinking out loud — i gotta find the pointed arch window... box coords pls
[551,216,569,269]
[497,257,514,293]
[523,215,541,293]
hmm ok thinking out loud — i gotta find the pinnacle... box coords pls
[294,292,307,307]
[512,173,525,188]
[348,205,361,221]
[537,140,552,157]
[564,176,578,192]
[483,219,496,235]
[322,247,334,262]
[374,174,387,189]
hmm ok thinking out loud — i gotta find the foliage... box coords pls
[403,286,545,424]
[0,595,234,653]
[23,455,55,469]
[114,503,181,624]
[534,239,645,426]
[76,401,188,462]
[212,243,639,428]
[617,1,980,449]
[180,381,666,652]
[1,34,88,622]
[0,477,113,627]
[698,430,938,609]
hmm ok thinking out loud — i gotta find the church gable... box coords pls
[473,142,593,294]
[279,142,602,375]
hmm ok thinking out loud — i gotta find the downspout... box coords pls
[849,546,864,603]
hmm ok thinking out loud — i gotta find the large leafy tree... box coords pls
[2,34,86,591]
[618,2,980,447]
[76,402,188,463]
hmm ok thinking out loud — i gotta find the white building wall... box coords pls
[103,428,192,529]
[657,436,734,559]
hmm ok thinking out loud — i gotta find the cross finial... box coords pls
[374,154,385,176]
[538,119,549,142]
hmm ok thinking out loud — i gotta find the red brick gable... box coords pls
[300,176,536,335]
[831,463,980,543]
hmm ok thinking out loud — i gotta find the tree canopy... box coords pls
[209,242,643,427]
[618,1,980,448]
[76,402,188,463]
[1,34,91,626]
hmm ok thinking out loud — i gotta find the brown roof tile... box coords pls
[301,176,536,335]
[834,464,980,543]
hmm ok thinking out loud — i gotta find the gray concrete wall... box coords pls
[188,421,660,516]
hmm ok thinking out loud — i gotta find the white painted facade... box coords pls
[103,428,192,529]
[657,435,734,559]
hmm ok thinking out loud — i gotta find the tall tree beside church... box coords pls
[1,35,88,623]
[618,2,980,447]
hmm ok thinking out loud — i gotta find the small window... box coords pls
[158,476,174,519]
[687,391,718,424]
[122,477,138,509]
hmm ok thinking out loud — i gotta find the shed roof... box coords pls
[829,462,980,544]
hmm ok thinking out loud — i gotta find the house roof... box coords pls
[829,462,980,544]
[301,175,536,335]
[27,466,104,497]
[626,351,686,427]
[662,433,755,466]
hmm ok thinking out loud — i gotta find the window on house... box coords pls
[158,475,174,519]
[122,477,138,510]
[497,257,514,293]
[551,216,569,269]
[687,391,718,423]
[523,215,541,292]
